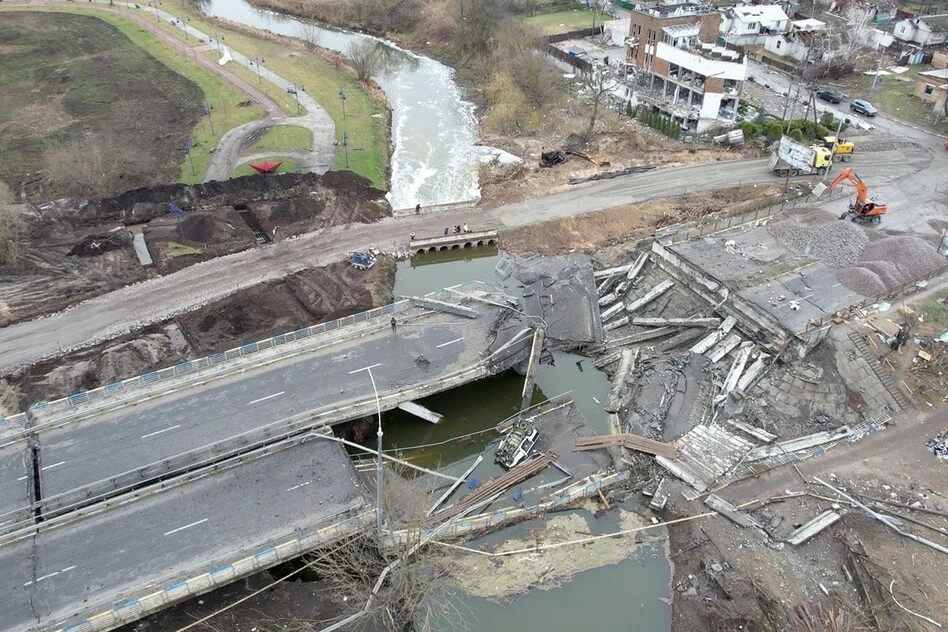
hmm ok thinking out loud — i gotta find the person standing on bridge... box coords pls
[391,316,397,333]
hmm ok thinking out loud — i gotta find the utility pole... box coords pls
[342,132,349,169]
[869,45,887,97]
[254,55,262,84]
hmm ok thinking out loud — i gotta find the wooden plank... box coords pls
[623,435,678,459]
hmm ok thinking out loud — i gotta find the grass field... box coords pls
[143,0,390,189]
[0,8,268,191]
[243,125,313,155]
[231,156,300,178]
[827,65,948,135]
[522,9,613,35]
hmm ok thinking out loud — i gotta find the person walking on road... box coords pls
[391,316,397,333]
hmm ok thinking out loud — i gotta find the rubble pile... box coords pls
[929,427,948,460]
[767,212,868,268]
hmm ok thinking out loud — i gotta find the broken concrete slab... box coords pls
[657,422,756,492]
[605,349,636,413]
[707,333,742,363]
[649,478,668,510]
[601,301,626,323]
[705,494,762,529]
[631,317,721,328]
[714,343,753,404]
[657,327,707,352]
[603,314,630,331]
[690,316,737,355]
[594,261,637,280]
[409,296,479,319]
[626,279,674,313]
[606,327,676,348]
[737,353,770,392]
[727,420,777,443]
[787,510,842,545]
[746,426,853,462]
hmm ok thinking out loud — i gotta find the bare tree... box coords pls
[44,134,151,198]
[298,22,322,51]
[579,66,619,140]
[454,0,509,58]
[345,40,396,82]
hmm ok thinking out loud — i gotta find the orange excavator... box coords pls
[828,167,888,224]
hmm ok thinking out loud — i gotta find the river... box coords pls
[389,250,673,632]
[202,0,493,210]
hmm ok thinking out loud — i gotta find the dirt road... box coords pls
[0,144,939,374]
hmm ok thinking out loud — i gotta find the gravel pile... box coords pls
[768,216,869,268]
[836,268,886,296]
[838,236,946,296]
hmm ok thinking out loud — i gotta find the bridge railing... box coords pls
[51,505,375,632]
[10,281,500,429]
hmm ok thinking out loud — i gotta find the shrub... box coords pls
[738,121,761,140]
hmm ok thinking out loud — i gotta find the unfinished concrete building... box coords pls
[627,0,747,132]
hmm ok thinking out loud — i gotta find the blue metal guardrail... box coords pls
[16,281,495,422]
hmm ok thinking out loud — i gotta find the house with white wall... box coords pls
[719,4,789,44]
[893,14,948,46]
[763,18,825,63]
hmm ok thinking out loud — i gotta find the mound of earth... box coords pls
[179,213,243,244]
[67,232,129,257]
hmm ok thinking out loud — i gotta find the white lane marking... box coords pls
[349,363,381,375]
[246,391,285,406]
[41,461,65,471]
[141,425,181,440]
[24,566,76,586]
[286,480,312,492]
[164,518,208,536]
[436,337,464,349]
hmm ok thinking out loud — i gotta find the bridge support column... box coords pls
[520,329,545,411]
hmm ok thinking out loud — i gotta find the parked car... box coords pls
[816,88,844,103]
[850,99,877,116]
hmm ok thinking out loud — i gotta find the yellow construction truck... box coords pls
[818,136,855,162]
[769,135,833,176]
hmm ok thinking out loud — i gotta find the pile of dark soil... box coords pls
[66,232,129,257]
[179,213,242,244]
[177,258,394,355]
[267,198,327,224]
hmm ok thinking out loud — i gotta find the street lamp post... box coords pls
[150,1,159,21]
[253,55,262,84]
[204,102,215,135]
[342,132,349,169]
[349,364,384,535]
[869,45,888,98]
[180,16,188,40]
[338,88,347,119]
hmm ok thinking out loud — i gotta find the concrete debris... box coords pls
[626,355,711,441]
[787,510,842,545]
[605,349,637,413]
[657,423,756,492]
[605,327,676,349]
[514,254,603,346]
[657,327,708,352]
[690,316,737,355]
[736,353,770,392]
[631,317,720,328]
[928,427,948,460]
[727,420,777,443]
[746,426,853,462]
[707,333,742,363]
[626,280,674,313]
[594,261,637,280]
[649,478,668,510]
[714,343,754,404]
[600,301,626,323]
[704,494,762,529]
[408,296,479,319]
[626,252,649,283]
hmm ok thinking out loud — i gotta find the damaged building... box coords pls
[627,0,747,132]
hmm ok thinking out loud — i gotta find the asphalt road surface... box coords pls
[0,438,364,632]
[0,302,525,522]
[1,142,940,375]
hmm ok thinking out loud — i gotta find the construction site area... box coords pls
[1,120,946,632]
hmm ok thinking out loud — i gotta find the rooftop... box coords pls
[732,4,789,23]
[635,2,717,19]
[919,67,948,79]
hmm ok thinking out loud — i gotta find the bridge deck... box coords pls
[1,437,366,632]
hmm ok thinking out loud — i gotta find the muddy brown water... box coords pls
[391,250,672,631]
